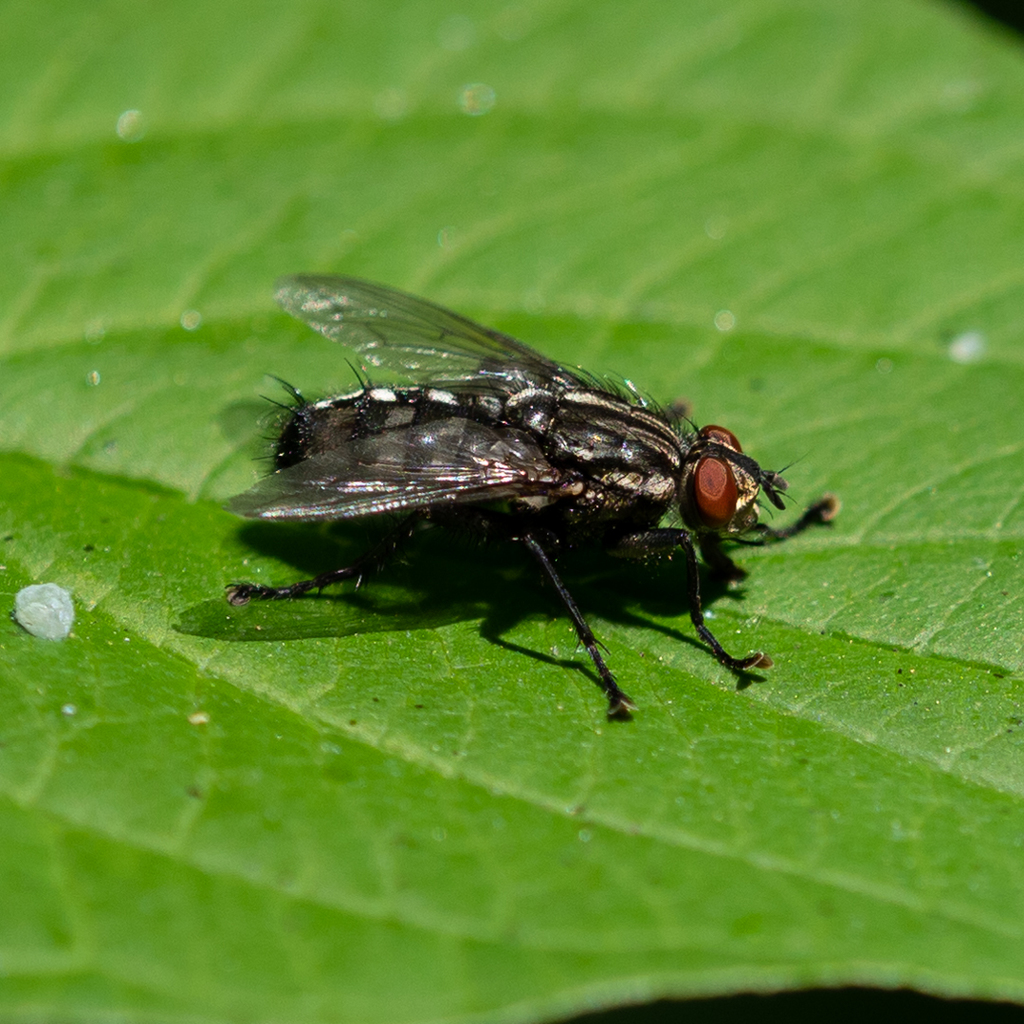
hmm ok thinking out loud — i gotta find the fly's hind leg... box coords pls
[226,516,418,606]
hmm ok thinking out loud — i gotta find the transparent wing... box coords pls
[227,418,561,521]
[274,275,585,387]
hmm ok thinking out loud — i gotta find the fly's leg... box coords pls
[520,533,636,719]
[755,493,840,543]
[614,495,838,671]
[611,528,771,672]
[677,530,772,670]
[429,508,635,717]
[226,516,418,606]
[702,493,840,579]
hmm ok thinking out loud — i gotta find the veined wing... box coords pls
[228,418,561,521]
[274,275,585,387]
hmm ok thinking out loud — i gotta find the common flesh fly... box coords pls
[227,276,837,717]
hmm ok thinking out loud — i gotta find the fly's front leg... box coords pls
[611,528,771,673]
[520,533,636,719]
[755,493,840,543]
[226,516,419,606]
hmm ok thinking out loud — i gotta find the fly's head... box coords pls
[679,425,788,536]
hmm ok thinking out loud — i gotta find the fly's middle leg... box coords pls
[431,507,636,718]
[520,533,636,719]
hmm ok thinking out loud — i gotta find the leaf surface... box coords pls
[2,1,1024,1021]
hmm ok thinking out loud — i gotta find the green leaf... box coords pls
[2,0,1024,1021]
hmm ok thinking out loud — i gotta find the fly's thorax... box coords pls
[679,424,788,535]
[531,388,682,483]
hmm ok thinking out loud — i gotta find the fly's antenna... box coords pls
[758,470,789,511]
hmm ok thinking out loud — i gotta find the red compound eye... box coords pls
[699,424,742,452]
[694,456,738,529]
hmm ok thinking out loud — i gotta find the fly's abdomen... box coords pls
[274,384,507,468]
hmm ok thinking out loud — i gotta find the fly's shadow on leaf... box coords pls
[176,518,763,683]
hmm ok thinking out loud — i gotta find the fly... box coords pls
[226,275,838,717]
